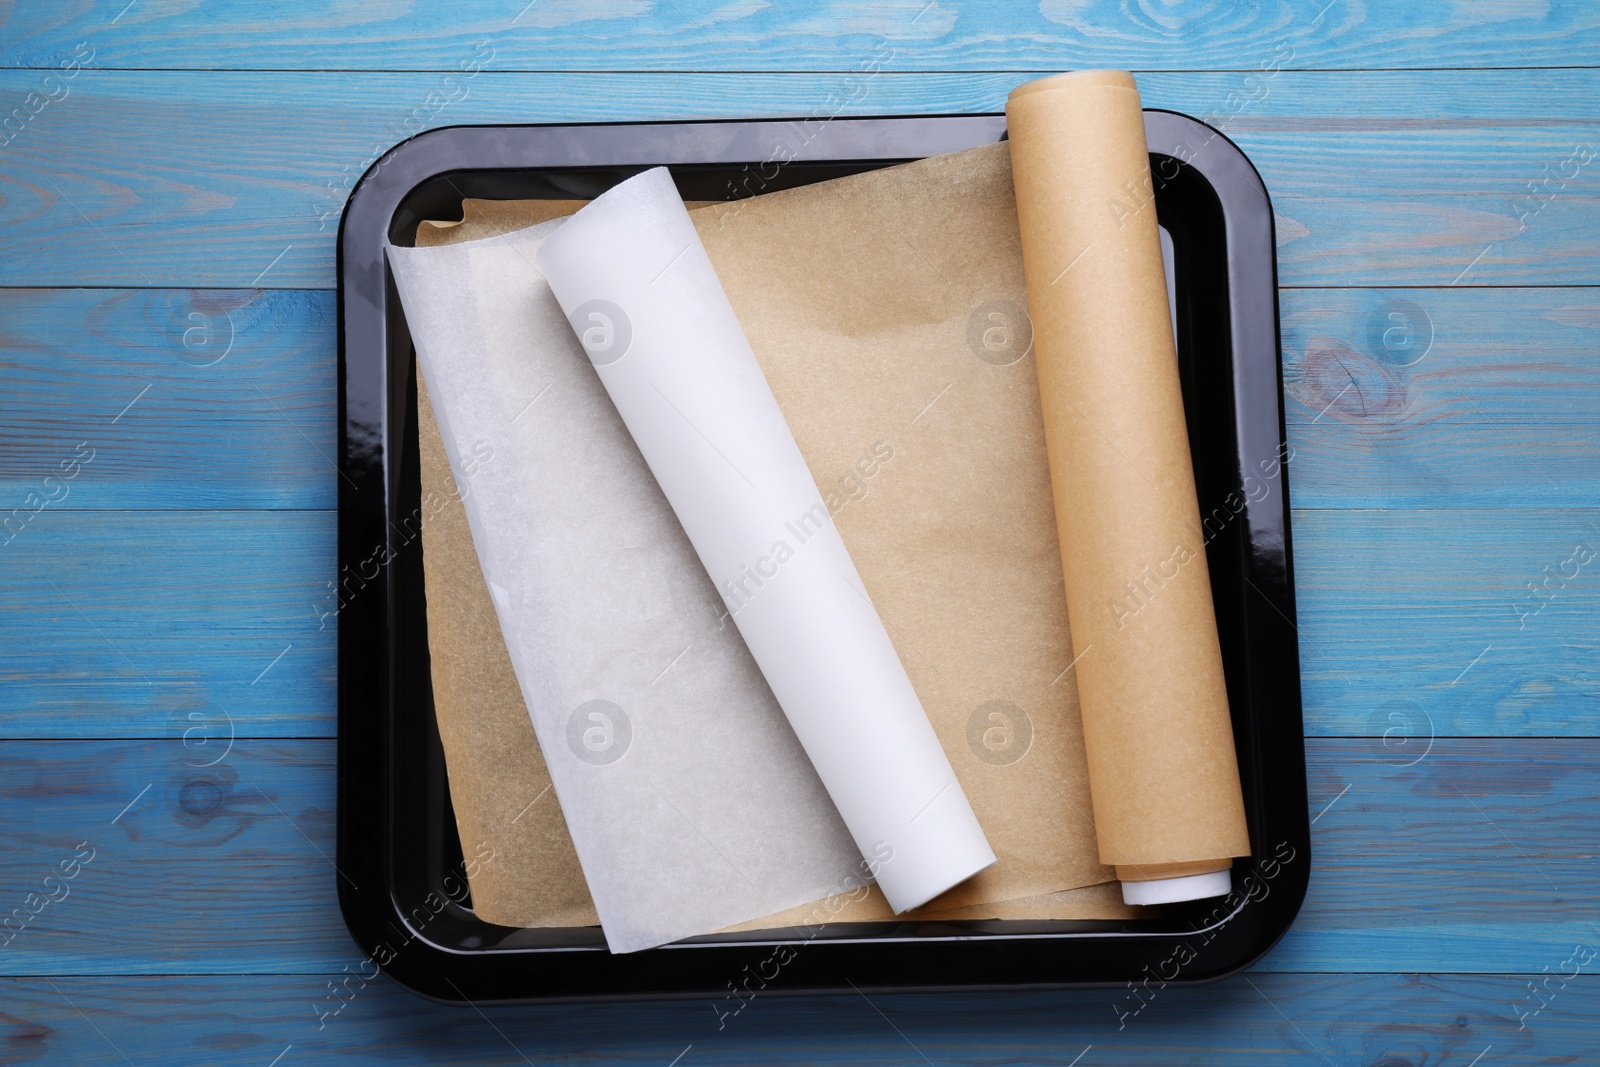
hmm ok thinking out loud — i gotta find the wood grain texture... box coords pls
[3,286,1593,513]
[0,507,1595,738]
[0,511,335,737]
[1292,510,1600,739]
[0,288,336,512]
[0,738,1596,976]
[1284,288,1600,509]
[1277,738,1600,972]
[3,0,1598,72]
[0,1,1596,1049]
[1,973,1595,1066]
[0,69,1596,288]
[0,740,345,976]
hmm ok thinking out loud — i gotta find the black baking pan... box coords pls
[335,111,1308,1003]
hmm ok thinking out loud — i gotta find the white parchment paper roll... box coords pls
[387,220,867,953]
[537,168,997,912]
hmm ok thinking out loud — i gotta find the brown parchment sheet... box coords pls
[1006,70,1251,879]
[416,198,587,243]
[696,144,1114,914]
[414,147,1148,927]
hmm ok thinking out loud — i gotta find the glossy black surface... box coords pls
[336,112,1308,1003]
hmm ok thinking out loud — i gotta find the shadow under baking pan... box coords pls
[336,113,1309,1003]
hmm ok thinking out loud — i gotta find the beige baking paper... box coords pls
[728,877,1133,931]
[1006,70,1250,880]
[414,143,1160,926]
[696,144,1112,913]
[416,198,588,243]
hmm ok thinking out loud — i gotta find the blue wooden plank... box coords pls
[0,740,345,975]
[0,288,336,512]
[0,69,1596,288]
[0,508,1594,738]
[1271,737,1600,973]
[1292,510,1600,739]
[3,0,1597,71]
[1284,287,1600,510]
[3,286,1592,513]
[0,738,1595,976]
[0,511,335,737]
[0,973,1594,1066]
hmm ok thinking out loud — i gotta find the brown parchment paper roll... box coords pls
[1005,70,1251,885]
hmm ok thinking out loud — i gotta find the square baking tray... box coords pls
[336,111,1309,1003]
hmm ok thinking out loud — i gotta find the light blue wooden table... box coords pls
[2,2,1597,1063]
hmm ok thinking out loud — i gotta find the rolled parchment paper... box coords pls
[1006,70,1251,905]
[387,221,866,953]
[537,168,997,913]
